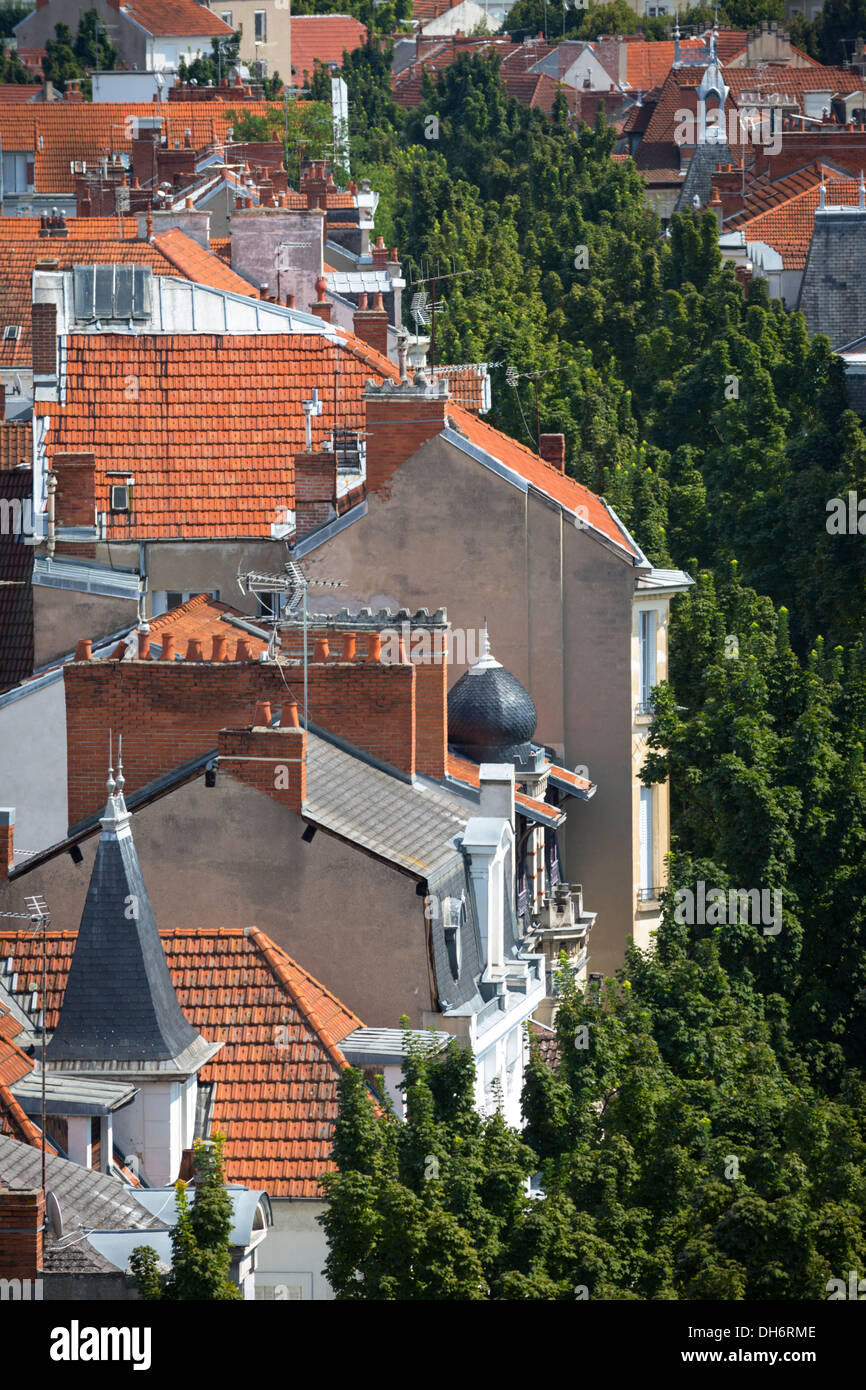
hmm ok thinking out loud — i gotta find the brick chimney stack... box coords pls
[0,1188,44,1279]
[353,291,389,355]
[0,808,13,880]
[364,374,450,497]
[538,433,566,473]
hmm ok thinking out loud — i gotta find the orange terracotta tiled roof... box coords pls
[38,333,387,540]
[0,1007,32,1090]
[736,174,861,269]
[0,423,31,470]
[119,0,233,37]
[724,161,831,226]
[0,927,363,1196]
[638,64,858,156]
[151,227,259,296]
[502,72,577,116]
[0,84,41,104]
[0,1003,43,1148]
[429,364,487,412]
[0,103,288,193]
[290,15,368,82]
[0,1081,44,1147]
[146,592,270,656]
[0,222,180,368]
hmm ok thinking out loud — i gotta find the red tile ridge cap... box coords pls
[246,925,362,1067]
[146,591,218,633]
[0,1080,44,1149]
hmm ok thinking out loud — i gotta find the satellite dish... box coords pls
[46,1190,63,1239]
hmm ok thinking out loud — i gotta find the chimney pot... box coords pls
[367,633,382,662]
[253,699,272,727]
[211,633,227,661]
[186,637,203,662]
[138,630,151,659]
[341,631,356,661]
[185,196,194,209]
[75,638,92,661]
[234,637,254,661]
[286,700,300,728]
[313,636,330,661]
[161,631,176,661]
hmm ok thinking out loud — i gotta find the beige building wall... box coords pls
[215,0,291,83]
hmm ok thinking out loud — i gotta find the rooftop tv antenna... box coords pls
[408,263,476,365]
[236,560,344,731]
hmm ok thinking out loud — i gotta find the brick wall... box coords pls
[52,453,96,528]
[278,625,447,780]
[31,302,57,377]
[353,301,389,356]
[65,658,417,826]
[364,385,448,497]
[295,451,337,539]
[0,809,13,881]
[0,1189,43,1278]
[218,726,306,812]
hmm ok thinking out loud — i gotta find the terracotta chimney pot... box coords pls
[161,631,176,661]
[286,700,300,728]
[186,637,203,662]
[235,637,253,661]
[368,633,382,661]
[211,633,227,661]
[75,638,92,661]
[341,632,356,661]
[254,699,272,727]
[314,636,330,661]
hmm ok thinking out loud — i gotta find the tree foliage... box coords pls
[130,1133,243,1301]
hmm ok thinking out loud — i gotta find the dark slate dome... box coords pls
[448,635,537,764]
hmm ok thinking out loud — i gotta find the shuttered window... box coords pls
[639,786,654,893]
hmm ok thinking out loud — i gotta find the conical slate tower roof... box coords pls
[47,743,216,1074]
[448,631,537,764]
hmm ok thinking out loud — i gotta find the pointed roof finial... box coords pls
[101,729,131,834]
[819,170,826,210]
[106,730,116,800]
[116,733,125,799]
[470,620,502,674]
[859,168,865,210]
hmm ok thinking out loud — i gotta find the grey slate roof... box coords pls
[0,1132,163,1273]
[675,140,732,213]
[325,269,392,296]
[304,732,470,877]
[13,1071,138,1117]
[797,206,866,350]
[46,792,217,1073]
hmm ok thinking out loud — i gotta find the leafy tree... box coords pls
[0,4,34,40]
[0,35,35,83]
[227,99,340,181]
[42,8,116,93]
[130,1133,243,1301]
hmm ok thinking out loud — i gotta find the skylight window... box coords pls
[73,264,152,323]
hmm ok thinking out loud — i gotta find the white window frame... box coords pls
[639,785,655,899]
[254,9,267,42]
[638,608,657,713]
